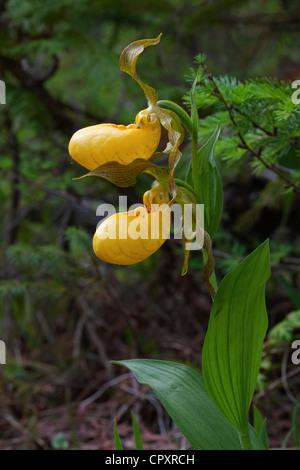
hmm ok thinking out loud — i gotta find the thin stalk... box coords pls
[65,388,80,449]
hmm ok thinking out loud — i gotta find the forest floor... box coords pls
[0,175,299,451]
[0,254,298,451]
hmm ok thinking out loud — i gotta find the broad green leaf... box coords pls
[119,34,161,105]
[74,156,169,188]
[186,125,223,239]
[113,359,265,450]
[202,240,271,438]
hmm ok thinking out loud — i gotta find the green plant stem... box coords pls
[239,429,253,450]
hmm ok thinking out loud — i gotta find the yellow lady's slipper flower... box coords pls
[69,108,161,171]
[93,203,171,265]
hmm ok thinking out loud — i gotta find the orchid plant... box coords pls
[69,35,271,450]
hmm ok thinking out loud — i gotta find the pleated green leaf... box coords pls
[202,240,271,437]
[113,359,265,450]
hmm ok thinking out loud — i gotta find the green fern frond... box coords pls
[268,310,300,345]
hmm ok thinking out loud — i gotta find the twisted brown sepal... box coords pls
[119,34,184,200]
[154,106,185,200]
[203,231,216,300]
[119,34,162,106]
[173,186,197,276]
[73,154,169,188]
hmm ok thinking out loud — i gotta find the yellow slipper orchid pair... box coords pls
[69,107,171,265]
